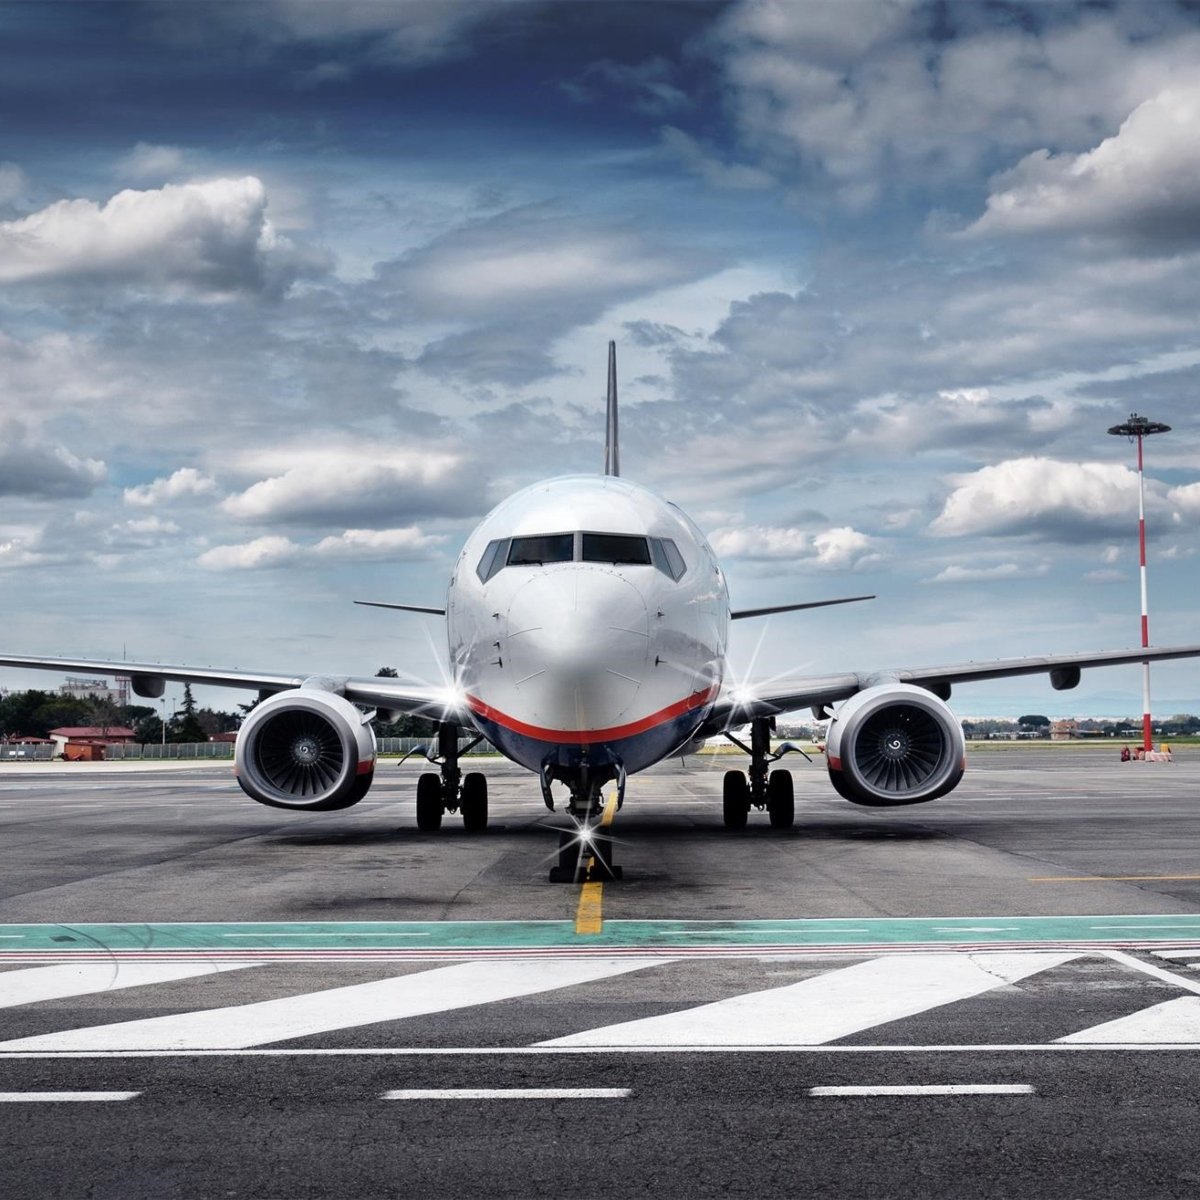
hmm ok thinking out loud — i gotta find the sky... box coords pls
[2,0,1200,720]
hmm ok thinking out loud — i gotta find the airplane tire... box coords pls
[461,772,488,832]
[723,770,750,829]
[767,769,795,829]
[416,772,443,831]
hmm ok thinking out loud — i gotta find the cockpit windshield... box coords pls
[507,533,574,566]
[477,531,686,582]
[581,532,651,565]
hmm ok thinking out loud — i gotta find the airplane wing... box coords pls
[707,643,1200,729]
[0,654,468,723]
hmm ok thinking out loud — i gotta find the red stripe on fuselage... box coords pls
[465,685,717,745]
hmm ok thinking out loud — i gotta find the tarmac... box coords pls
[3,748,1200,1197]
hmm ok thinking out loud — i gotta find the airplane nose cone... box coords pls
[503,569,649,732]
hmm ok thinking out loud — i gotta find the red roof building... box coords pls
[49,726,137,746]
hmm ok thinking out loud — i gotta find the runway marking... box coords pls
[1060,998,1200,1043]
[0,1091,139,1102]
[809,1084,1033,1097]
[537,951,1078,1048]
[382,1088,629,1100]
[0,960,264,1008]
[7,1045,1200,1058]
[574,794,618,936]
[0,957,669,1052]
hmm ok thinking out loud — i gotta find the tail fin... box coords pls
[603,339,620,477]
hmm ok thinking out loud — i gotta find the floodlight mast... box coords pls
[1107,412,1172,752]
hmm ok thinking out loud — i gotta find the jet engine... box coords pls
[235,688,376,811]
[825,683,964,807]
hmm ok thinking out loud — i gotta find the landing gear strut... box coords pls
[545,760,625,882]
[406,723,486,832]
[722,717,810,829]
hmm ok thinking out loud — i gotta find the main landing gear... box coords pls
[543,760,625,883]
[722,717,811,830]
[402,723,488,832]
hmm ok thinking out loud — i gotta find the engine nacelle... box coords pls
[235,688,376,811]
[825,683,964,807]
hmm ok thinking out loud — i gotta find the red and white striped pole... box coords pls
[1109,413,1171,753]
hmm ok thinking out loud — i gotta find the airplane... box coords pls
[3,342,1200,879]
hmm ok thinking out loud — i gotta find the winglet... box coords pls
[604,339,620,477]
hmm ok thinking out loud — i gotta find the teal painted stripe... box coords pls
[4,916,1200,952]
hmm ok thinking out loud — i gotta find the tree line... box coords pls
[1,669,437,744]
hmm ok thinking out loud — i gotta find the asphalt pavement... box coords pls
[3,748,1200,1198]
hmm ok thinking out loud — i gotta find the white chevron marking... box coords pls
[538,952,1079,1047]
[0,957,670,1051]
[1058,996,1200,1043]
[0,961,264,1009]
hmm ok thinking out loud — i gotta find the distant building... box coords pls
[60,676,131,706]
[1050,719,1079,741]
[48,726,136,761]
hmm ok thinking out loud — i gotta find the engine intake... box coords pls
[235,688,376,811]
[825,683,964,807]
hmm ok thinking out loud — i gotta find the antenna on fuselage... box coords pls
[603,339,620,477]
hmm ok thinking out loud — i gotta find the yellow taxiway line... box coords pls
[574,794,619,935]
[1029,874,1200,882]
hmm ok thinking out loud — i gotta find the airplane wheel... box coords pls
[723,770,750,829]
[767,769,794,829]
[461,772,488,832]
[416,772,443,831]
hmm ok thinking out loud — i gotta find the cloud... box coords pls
[0,177,326,295]
[709,523,881,569]
[659,127,774,191]
[710,1,1200,204]
[124,467,217,507]
[220,444,485,526]
[252,0,530,64]
[116,142,186,182]
[930,562,1049,584]
[383,204,714,323]
[198,525,444,570]
[197,535,298,571]
[930,457,1143,539]
[1169,481,1200,516]
[0,162,29,208]
[563,57,692,116]
[0,426,105,499]
[967,85,1200,249]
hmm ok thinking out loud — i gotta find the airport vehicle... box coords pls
[3,344,1200,871]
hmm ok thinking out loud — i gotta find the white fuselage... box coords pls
[447,475,729,775]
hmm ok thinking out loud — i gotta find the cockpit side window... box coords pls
[507,532,574,566]
[581,532,651,565]
[476,538,508,583]
[654,537,687,581]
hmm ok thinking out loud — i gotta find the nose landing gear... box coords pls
[722,717,810,829]
[545,760,625,882]
[403,723,487,832]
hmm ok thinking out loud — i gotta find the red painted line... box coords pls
[465,685,717,744]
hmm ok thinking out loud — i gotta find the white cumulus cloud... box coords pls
[116,142,186,182]
[968,85,1200,248]
[0,177,323,294]
[198,525,444,570]
[221,444,483,525]
[931,457,1142,539]
[710,523,880,569]
[124,467,217,507]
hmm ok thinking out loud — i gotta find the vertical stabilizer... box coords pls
[604,340,620,477]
